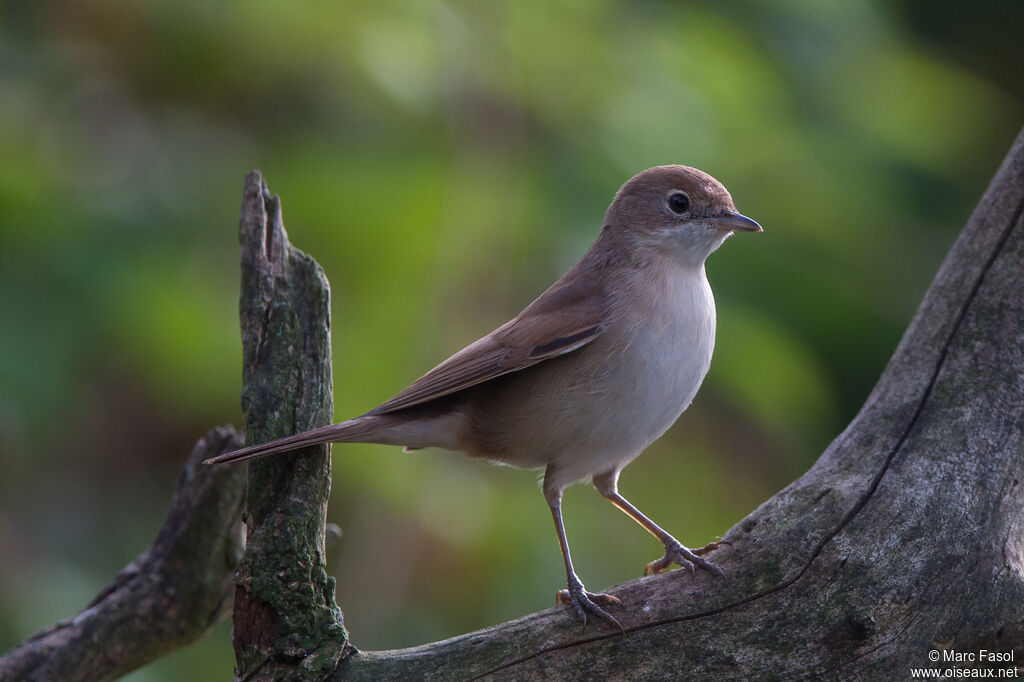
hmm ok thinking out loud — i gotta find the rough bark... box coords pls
[0,427,247,682]
[231,171,352,681]
[329,129,1024,679]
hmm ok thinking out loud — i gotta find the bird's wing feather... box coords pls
[367,272,607,415]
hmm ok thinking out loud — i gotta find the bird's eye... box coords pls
[668,192,690,214]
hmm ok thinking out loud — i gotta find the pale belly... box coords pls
[463,270,716,488]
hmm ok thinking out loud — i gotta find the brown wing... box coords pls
[366,271,608,416]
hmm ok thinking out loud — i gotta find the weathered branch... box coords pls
[0,427,247,682]
[231,171,352,680]
[329,130,1024,679]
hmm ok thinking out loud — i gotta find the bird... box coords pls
[206,164,762,629]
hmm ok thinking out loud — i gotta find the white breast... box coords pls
[538,264,717,488]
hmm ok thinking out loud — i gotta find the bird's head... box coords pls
[604,165,762,266]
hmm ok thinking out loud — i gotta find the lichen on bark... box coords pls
[232,171,352,681]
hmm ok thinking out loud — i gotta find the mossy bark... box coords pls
[232,171,352,681]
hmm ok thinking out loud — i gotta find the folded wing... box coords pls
[367,271,608,415]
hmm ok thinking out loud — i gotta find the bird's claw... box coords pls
[692,539,730,556]
[556,581,623,631]
[644,539,727,577]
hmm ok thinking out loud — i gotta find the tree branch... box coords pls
[0,427,247,682]
[231,171,352,681]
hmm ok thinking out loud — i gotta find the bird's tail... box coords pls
[203,415,383,465]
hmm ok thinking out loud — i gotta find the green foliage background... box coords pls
[0,1,1020,678]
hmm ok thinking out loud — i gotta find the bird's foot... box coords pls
[644,538,727,577]
[555,576,623,631]
[691,539,730,556]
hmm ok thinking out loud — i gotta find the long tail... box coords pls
[204,415,383,465]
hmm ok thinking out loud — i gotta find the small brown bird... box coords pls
[206,165,762,628]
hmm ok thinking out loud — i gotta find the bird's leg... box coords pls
[593,471,726,578]
[544,476,622,630]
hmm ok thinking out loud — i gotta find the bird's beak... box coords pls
[711,211,763,232]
